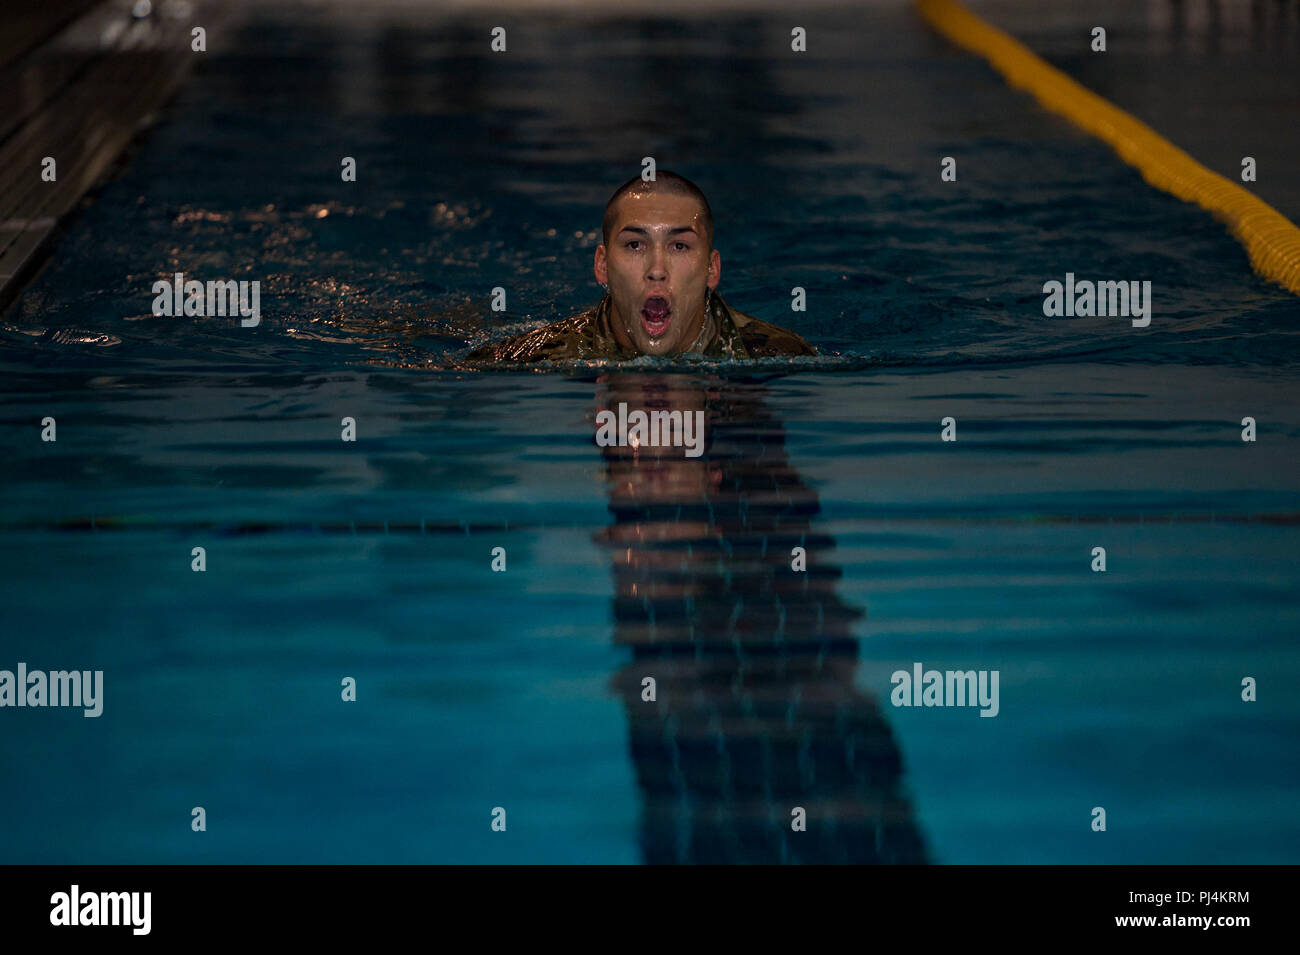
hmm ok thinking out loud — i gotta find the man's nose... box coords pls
[646,247,668,280]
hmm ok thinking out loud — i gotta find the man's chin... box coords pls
[633,335,681,357]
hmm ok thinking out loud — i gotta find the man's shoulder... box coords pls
[466,309,599,363]
[726,306,817,357]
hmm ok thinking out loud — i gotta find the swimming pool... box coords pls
[1,0,1297,863]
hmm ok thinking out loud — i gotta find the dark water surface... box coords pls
[1,0,1297,863]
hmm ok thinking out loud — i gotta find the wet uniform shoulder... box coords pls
[727,308,817,357]
[466,309,605,363]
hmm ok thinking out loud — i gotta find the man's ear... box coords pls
[709,247,721,287]
[594,244,608,285]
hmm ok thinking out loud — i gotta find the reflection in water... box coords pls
[593,373,928,864]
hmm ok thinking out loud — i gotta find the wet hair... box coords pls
[601,170,714,250]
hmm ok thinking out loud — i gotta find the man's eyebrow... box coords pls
[618,225,699,237]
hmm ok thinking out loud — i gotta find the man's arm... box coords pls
[465,312,595,363]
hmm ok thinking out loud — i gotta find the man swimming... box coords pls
[466,171,816,362]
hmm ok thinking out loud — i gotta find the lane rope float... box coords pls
[915,0,1300,296]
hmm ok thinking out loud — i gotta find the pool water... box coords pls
[1,0,1297,863]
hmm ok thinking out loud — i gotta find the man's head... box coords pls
[594,171,721,356]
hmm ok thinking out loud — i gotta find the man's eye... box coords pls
[674,242,690,251]
[625,240,641,250]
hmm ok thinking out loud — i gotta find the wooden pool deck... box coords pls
[0,0,201,314]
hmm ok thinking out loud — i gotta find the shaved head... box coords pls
[602,171,714,250]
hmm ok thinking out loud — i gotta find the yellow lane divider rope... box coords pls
[915,0,1300,295]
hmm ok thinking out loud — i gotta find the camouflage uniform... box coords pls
[466,289,816,362]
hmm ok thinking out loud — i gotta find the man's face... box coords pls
[595,190,721,356]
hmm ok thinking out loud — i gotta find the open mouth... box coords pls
[640,296,672,338]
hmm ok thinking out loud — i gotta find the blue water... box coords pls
[1,0,1298,863]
